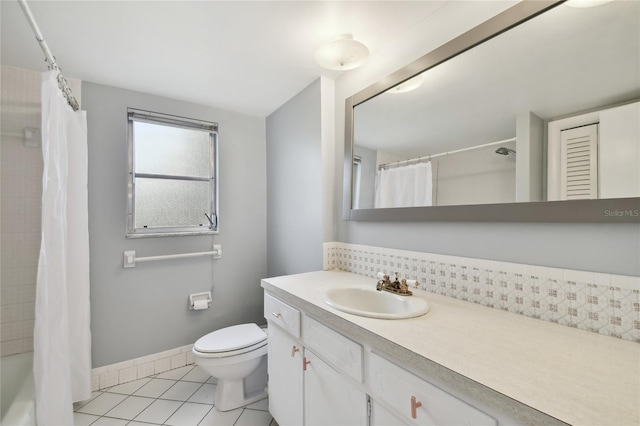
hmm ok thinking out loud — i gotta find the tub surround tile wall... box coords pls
[324,242,640,343]
[1,66,41,357]
[1,66,82,357]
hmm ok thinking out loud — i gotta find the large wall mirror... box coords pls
[344,0,640,222]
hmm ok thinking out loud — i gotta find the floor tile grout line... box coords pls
[230,408,246,426]
[132,395,186,425]
[194,403,216,426]
[158,399,188,426]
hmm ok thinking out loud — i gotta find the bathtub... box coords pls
[1,352,36,426]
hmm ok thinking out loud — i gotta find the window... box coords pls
[127,108,218,237]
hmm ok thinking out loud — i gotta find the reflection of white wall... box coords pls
[376,150,404,167]
[434,142,516,206]
[354,145,377,209]
[516,112,543,202]
[600,102,640,198]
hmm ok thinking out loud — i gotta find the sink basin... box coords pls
[323,287,430,319]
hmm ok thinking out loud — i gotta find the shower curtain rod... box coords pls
[18,0,79,111]
[378,137,516,170]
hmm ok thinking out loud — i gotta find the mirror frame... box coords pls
[343,0,640,223]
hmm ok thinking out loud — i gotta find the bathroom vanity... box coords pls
[262,270,640,426]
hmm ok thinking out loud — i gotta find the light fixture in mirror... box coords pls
[386,74,424,94]
[344,0,640,222]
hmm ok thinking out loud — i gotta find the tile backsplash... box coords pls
[324,242,640,343]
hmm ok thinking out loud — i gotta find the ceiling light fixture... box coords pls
[315,34,369,71]
[565,0,614,8]
[386,74,425,94]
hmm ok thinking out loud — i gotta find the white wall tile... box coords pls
[99,371,119,389]
[107,359,135,372]
[118,366,138,384]
[170,353,186,370]
[154,357,171,374]
[136,362,155,379]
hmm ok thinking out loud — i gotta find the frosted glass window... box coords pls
[127,108,218,237]
[134,122,210,177]
[135,179,210,228]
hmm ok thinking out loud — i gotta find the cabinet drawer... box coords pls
[369,353,496,426]
[264,293,300,338]
[303,316,363,382]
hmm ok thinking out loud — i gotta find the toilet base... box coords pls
[213,355,268,412]
[214,379,267,411]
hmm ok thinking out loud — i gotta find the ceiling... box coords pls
[1,0,448,117]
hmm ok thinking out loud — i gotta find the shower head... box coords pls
[495,147,516,157]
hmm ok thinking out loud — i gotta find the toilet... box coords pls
[192,323,268,411]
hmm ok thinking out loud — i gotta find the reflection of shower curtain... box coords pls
[34,71,91,425]
[375,162,433,208]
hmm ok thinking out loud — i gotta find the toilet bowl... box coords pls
[192,323,268,411]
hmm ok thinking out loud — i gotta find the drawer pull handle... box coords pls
[271,312,282,319]
[303,357,311,371]
[410,396,422,419]
[291,346,300,357]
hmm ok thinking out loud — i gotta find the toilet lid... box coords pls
[194,323,266,353]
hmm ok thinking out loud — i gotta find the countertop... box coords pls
[261,270,640,426]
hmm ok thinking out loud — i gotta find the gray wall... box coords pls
[266,79,323,277]
[333,1,640,277]
[83,82,267,367]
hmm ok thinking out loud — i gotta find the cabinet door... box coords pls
[267,325,303,426]
[370,399,409,426]
[369,353,496,426]
[560,124,598,200]
[303,349,367,426]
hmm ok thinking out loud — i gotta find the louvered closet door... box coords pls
[560,124,598,200]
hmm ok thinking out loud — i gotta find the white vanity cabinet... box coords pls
[265,292,494,426]
[265,293,366,426]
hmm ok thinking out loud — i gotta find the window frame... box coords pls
[126,108,219,238]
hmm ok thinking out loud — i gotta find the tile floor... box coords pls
[73,365,277,426]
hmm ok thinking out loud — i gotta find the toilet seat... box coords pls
[194,323,266,357]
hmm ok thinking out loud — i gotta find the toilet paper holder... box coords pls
[189,291,212,310]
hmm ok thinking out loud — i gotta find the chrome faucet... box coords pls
[376,272,413,296]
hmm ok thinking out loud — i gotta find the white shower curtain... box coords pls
[34,71,91,425]
[375,162,433,208]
